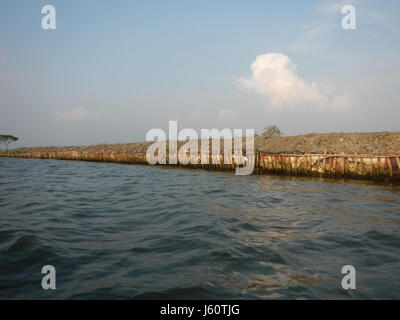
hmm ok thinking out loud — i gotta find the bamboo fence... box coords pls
[1,151,400,182]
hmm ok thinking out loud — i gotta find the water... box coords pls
[0,157,399,299]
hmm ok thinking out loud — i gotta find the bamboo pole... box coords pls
[2,151,399,180]
[377,157,381,176]
[342,157,345,175]
[370,157,373,177]
[256,153,260,174]
[355,157,359,175]
[388,158,393,177]
[263,154,266,173]
[333,157,337,176]
[317,155,320,175]
[305,155,309,175]
[360,157,364,176]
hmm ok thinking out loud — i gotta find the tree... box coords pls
[261,125,283,138]
[0,135,18,151]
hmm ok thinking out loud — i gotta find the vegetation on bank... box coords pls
[1,132,399,156]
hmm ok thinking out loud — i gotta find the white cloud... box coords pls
[236,53,353,111]
[53,107,105,121]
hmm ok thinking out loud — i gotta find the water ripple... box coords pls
[0,157,400,299]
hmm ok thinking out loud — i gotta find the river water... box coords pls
[0,157,399,299]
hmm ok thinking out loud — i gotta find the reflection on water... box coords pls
[0,157,399,299]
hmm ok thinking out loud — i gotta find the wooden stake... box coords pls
[388,157,393,177]
[370,157,373,177]
[333,157,336,176]
[355,157,359,175]
[342,157,345,175]
[377,157,381,176]
[306,155,309,174]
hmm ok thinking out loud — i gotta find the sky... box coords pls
[0,0,400,148]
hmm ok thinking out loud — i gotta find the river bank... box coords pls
[1,132,400,182]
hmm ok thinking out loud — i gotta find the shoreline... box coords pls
[2,150,400,183]
[2,132,400,183]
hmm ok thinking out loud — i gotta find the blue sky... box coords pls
[1,0,400,147]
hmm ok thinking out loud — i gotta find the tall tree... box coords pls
[0,135,18,151]
[261,125,283,138]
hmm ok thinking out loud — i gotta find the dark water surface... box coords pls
[0,157,399,299]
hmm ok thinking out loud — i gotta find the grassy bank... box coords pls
[2,132,400,156]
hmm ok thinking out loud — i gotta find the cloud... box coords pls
[236,53,353,111]
[53,108,105,121]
